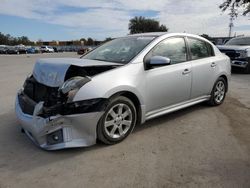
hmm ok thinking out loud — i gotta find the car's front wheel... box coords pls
[208,77,227,106]
[97,96,137,145]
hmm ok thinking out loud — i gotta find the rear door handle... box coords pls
[211,62,217,67]
[182,69,191,75]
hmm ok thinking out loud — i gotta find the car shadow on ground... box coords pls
[0,103,210,174]
[0,110,102,173]
[231,67,247,74]
[133,103,207,133]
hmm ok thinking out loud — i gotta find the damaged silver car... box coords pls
[15,33,231,150]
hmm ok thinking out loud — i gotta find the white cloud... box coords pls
[0,0,250,39]
[158,0,250,37]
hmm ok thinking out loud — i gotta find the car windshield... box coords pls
[225,37,250,46]
[82,36,155,64]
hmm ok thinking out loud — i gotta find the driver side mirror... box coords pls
[145,56,171,70]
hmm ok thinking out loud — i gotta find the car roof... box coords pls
[128,32,168,37]
[128,32,205,39]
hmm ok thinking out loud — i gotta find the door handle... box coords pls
[211,62,217,67]
[182,69,191,75]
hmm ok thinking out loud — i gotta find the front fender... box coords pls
[73,81,145,106]
[73,63,146,105]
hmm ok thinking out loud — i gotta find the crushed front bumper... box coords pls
[15,92,105,150]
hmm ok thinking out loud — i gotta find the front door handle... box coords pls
[211,62,217,67]
[182,69,191,75]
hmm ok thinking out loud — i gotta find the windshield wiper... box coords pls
[86,58,125,64]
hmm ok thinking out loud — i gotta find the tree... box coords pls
[0,32,32,45]
[128,16,168,34]
[80,38,86,45]
[18,36,30,45]
[0,32,8,44]
[220,0,250,15]
[86,37,94,46]
[104,37,113,42]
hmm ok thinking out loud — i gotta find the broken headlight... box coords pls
[59,76,90,102]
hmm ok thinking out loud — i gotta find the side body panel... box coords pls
[190,56,219,98]
[74,33,231,124]
[189,41,231,99]
[144,62,192,113]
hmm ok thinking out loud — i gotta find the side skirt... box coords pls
[145,95,211,121]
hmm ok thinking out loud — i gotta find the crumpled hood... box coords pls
[217,45,250,51]
[33,58,120,87]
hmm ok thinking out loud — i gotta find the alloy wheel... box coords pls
[214,80,225,104]
[104,103,132,139]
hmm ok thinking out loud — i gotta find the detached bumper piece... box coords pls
[15,92,106,150]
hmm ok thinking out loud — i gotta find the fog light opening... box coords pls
[47,129,63,145]
[53,135,59,141]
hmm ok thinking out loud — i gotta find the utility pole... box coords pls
[228,16,234,38]
[228,6,236,38]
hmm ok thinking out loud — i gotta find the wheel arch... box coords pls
[218,74,228,92]
[108,91,142,126]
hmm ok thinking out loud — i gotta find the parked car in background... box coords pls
[15,33,230,150]
[6,46,19,54]
[40,46,54,53]
[0,46,7,54]
[53,47,58,53]
[27,47,40,54]
[77,47,91,55]
[6,46,27,54]
[57,47,64,52]
[17,46,27,54]
[217,36,250,73]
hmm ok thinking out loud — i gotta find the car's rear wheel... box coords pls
[97,96,137,145]
[208,77,227,106]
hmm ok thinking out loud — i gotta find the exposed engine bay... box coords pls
[19,64,120,117]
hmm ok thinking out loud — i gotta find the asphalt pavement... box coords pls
[0,53,249,188]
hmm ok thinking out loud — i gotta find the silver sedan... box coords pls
[15,33,231,150]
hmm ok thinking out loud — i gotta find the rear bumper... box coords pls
[15,93,104,150]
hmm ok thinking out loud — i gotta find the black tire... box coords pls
[97,96,137,145]
[208,77,227,106]
[244,63,250,74]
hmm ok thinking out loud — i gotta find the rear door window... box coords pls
[188,38,214,60]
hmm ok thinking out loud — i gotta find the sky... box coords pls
[0,0,250,41]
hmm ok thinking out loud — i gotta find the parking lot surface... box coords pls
[0,53,249,188]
